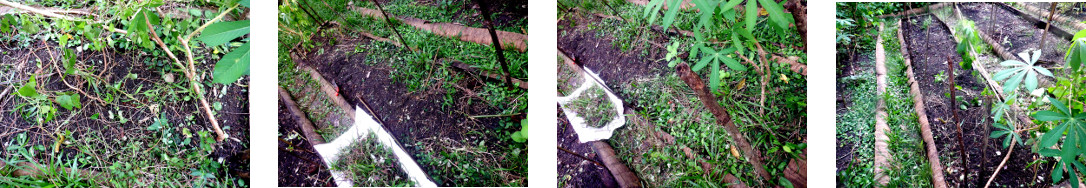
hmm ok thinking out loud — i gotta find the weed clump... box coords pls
[568,86,616,128]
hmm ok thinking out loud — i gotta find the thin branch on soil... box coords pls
[983,140,1015,188]
[141,8,228,142]
[443,58,528,89]
[469,113,522,119]
[473,0,514,90]
[675,63,771,182]
[280,87,326,145]
[557,146,604,168]
[302,66,355,116]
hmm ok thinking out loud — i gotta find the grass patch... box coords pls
[566,86,615,128]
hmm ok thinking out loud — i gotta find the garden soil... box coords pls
[0,41,250,183]
[903,14,1047,188]
[277,100,335,186]
[959,2,1069,65]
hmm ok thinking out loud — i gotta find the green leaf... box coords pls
[1003,70,1026,93]
[744,0,757,31]
[54,94,81,111]
[1035,110,1069,121]
[1070,39,1085,71]
[992,67,1018,81]
[709,57,720,93]
[198,20,250,47]
[240,0,250,7]
[1040,121,1070,148]
[720,56,745,71]
[692,47,715,71]
[1051,96,1072,115]
[660,0,683,30]
[1035,66,1054,77]
[63,48,76,75]
[1024,70,1037,92]
[212,42,251,84]
[17,76,38,98]
[757,0,789,30]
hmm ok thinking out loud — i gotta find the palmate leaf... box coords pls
[198,20,250,47]
[212,42,250,84]
[996,50,1051,93]
[692,0,718,32]
[1040,121,1069,148]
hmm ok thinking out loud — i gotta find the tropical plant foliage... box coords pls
[994,50,1053,93]
[644,0,795,92]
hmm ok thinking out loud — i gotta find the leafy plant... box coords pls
[568,86,615,128]
[1034,96,1086,187]
[510,119,528,143]
[994,50,1053,93]
[955,20,981,70]
[1067,30,1086,71]
[989,122,1022,149]
[198,19,251,84]
[692,46,743,91]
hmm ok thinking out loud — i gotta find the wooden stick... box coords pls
[983,140,1014,188]
[1039,3,1057,51]
[369,0,414,52]
[675,62,771,181]
[279,86,326,145]
[443,58,528,89]
[948,55,968,186]
[473,0,514,90]
[557,146,605,168]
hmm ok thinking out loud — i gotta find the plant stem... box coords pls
[473,0,514,90]
[1039,3,1057,51]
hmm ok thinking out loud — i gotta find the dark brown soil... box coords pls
[0,41,249,184]
[296,35,523,186]
[277,100,335,187]
[557,108,618,188]
[557,13,667,99]
[903,14,1048,188]
[959,2,1069,65]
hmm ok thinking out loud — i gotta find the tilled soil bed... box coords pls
[902,14,1048,187]
[959,2,1070,65]
[295,35,526,186]
[277,100,335,186]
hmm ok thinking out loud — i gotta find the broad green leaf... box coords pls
[63,48,76,75]
[1051,96,1071,115]
[992,68,1019,81]
[1024,70,1037,92]
[240,0,250,7]
[1035,110,1069,121]
[720,56,745,71]
[212,42,251,84]
[1030,50,1042,65]
[1003,70,1026,93]
[54,94,81,111]
[719,0,742,13]
[1070,39,1085,71]
[731,31,745,54]
[744,0,757,31]
[693,0,717,32]
[1040,121,1070,148]
[198,20,250,47]
[990,130,1007,138]
[1054,160,1066,183]
[17,76,38,98]
[757,0,789,30]
[1036,66,1054,77]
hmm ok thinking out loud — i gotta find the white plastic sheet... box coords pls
[557,67,626,143]
[312,106,437,187]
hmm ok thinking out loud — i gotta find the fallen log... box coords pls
[592,141,643,188]
[898,19,949,188]
[876,3,951,19]
[301,66,355,116]
[675,63,771,182]
[1017,2,1086,30]
[279,86,327,145]
[873,22,891,186]
[353,7,527,52]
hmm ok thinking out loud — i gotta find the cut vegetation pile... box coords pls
[278,0,527,186]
